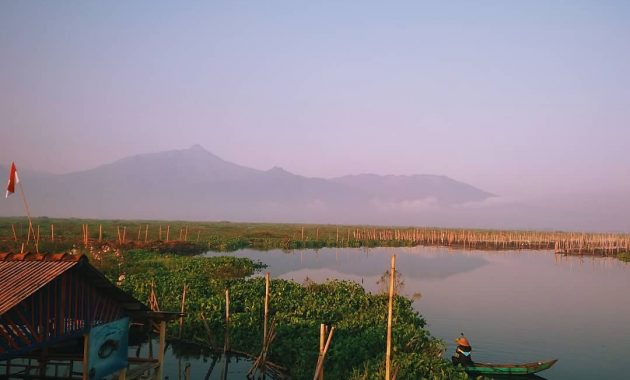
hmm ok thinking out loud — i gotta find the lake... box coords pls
[204,247,630,380]
[131,340,256,380]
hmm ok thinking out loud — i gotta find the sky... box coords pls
[1,1,629,198]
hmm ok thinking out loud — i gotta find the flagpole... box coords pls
[17,182,38,253]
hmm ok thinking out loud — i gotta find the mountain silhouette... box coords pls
[0,145,495,223]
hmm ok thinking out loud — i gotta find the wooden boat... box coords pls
[462,359,557,376]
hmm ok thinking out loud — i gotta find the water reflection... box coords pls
[204,247,630,380]
[131,339,271,380]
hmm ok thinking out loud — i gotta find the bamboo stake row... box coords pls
[5,222,630,256]
[343,227,630,255]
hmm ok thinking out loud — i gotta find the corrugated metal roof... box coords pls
[0,252,83,315]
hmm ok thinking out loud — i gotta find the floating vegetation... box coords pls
[96,249,468,379]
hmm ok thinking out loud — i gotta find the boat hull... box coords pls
[463,359,558,376]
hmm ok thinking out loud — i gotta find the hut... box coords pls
[0,252,179,379]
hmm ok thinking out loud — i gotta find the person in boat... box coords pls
[451,334,473,366]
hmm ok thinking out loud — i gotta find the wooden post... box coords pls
[137,225,142,241]
[385,255,396,380]
[263,272,270,348]
[122,227,126,243]
[99,224,102,242]
[51,224,54,242]
[159,225,162,241]
[117,226,121,244]
[82,334,90,380]
[301,227,304,241]
[166,225,170,242]
[12,224,17,242]
[179,284,188,339]
[156,321,166,380]
[145,225,149,243]
[316,227,319,240]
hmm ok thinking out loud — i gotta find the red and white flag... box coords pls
[5,162,19,198]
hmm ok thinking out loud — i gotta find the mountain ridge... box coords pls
[0,145,493,223]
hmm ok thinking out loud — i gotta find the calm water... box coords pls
[203,247,630,380]
[131,340,257,379]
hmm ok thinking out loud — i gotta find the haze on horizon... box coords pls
[2,1,630,201]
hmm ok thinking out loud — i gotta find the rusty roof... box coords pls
[0,252,149,318]
[0,252,85,315]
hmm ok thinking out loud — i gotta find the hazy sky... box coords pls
[2,1,629,197]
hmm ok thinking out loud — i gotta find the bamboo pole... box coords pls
[50,224,54,242]
[17,182,36,251]
[179,284,187,339]
[313,326,335,380]
[225,288,230,323]
[318,324,326,380]
[263,272,270,349]
[385,255,396,380]
[224,288,230,352]
[200,312,215,348]
[156,321,166,380]
[99,224,102,242]
[184,363,191,380]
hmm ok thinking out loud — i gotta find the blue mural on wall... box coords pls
[87,317,130,379]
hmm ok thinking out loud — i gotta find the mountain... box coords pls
[0,145,495,224]
[6,146,628,232]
